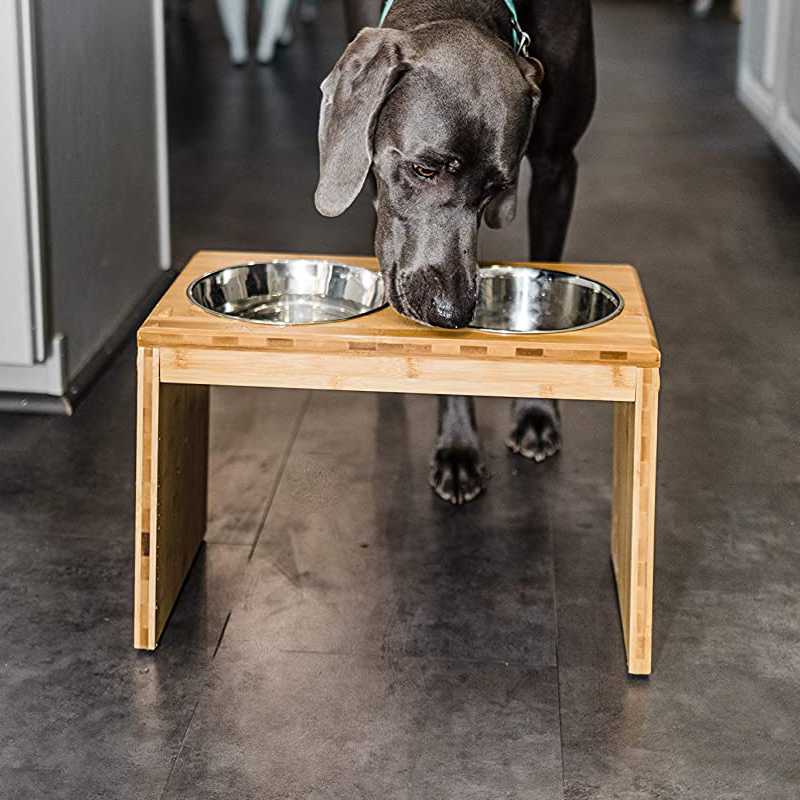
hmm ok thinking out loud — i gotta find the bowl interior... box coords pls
[469,266,622,334]
[188,260,386,325]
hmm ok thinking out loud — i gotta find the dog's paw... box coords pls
[506,407,562,463]
[429,445,487,505]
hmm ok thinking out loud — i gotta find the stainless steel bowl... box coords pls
[187,260,386,325]
[469,266,623,334]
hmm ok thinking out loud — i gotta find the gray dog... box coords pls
[316,0,596,503]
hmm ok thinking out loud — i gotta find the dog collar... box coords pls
[501,0,531,56]
[378,0,532,56]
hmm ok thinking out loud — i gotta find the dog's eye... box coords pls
[411,163,438,180]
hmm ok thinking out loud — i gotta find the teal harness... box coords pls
[379,0,531,56]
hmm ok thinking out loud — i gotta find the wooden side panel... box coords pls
[611,367,659,675]
[134,347,209,650]
[134,347,156,649]
[632,368,659,672]
[158,347,637,403]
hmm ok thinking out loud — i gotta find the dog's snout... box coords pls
[376,204,480,329]
[426,292,476,328]
[390,262,478,329]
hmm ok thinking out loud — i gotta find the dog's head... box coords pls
[315,23,543,328]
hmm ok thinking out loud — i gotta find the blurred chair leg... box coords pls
[692,0,714,18]
[216,0,249,65]
[256,0,294,63]
[278,11,295,46]
[300,0,319,23]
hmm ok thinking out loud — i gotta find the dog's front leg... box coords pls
[509,150,576,463]
[507,399,562,462]
[429,396,486,504]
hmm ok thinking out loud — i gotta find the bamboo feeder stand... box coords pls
[134,250,660,675]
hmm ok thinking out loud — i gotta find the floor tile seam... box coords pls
[247,390,313,561]
[215,645,558,671]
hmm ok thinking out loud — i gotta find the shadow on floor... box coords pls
[1,0,799,798]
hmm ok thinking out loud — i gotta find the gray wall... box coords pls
[738,0,800,175]
[35,0,163,377]
[788,3,800,120]
[742,0,769,85]
[0,3,37,366]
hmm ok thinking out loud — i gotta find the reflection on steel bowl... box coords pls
[469,266,623,334]
[187,260,386,325]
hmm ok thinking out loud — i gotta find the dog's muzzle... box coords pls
[387,262,479,329]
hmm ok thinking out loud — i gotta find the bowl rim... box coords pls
[468,264,625,335]
[186,259,388,327]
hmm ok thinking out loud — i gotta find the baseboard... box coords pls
[0,392,73,415]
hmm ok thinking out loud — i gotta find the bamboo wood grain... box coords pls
[133,347,209,649]
[611,367,659,674]
[159,347,638,402]
[133,347,154,649]
[134,251,661,673]
[138,251,660,369]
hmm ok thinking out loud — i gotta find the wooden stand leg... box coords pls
[134,347,209,650]
[611,367,659,675]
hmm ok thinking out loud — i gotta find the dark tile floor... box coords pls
[2,1,800,798]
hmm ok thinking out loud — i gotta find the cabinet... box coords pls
[0,1,169,411]
[738,0,800,173]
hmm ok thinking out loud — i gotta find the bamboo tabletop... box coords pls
[138,251,660,369]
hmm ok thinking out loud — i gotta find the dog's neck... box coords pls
[382,0,517,46]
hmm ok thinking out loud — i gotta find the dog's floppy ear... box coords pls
[315,28,415,217]
[484,185,518,230]
[484,56,545,230]
[519,56,545,97]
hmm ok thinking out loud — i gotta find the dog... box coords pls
[315,0,596,503]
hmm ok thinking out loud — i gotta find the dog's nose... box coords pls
[424,294,476,328]
[388,262,479,329]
